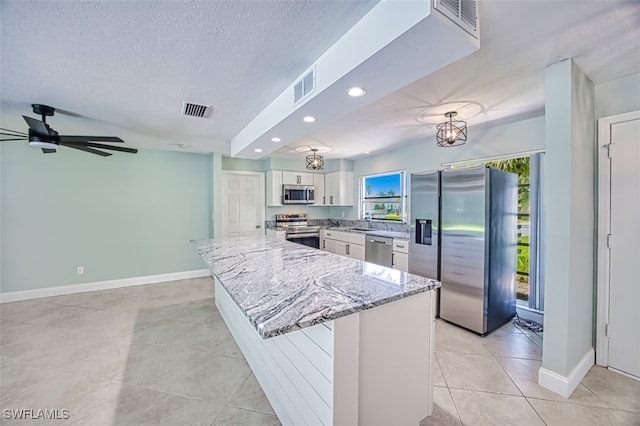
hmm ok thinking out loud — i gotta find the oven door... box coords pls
[286,234,320,249]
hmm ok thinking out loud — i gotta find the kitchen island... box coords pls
[192,236,440,426]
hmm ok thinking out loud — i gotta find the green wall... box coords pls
[1,143,212,293]
[542,59,595,376]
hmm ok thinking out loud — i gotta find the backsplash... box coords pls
[265,218,409,233]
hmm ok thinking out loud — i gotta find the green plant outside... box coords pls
[488,158,531,301]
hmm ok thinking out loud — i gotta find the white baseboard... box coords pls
[0,269,211,303]
[538,347,594,398]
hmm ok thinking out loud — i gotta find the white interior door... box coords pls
[608,117,640,378]
[222,172,264,238]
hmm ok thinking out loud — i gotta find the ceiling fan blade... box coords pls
[23,116,51,136]
[0,128,28,136]
[1,138,28,142]
[42,148,57,154]
[59,135,124,143]
[60,143,112,157]
[82,142,138,153]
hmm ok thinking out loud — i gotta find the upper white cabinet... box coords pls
[314,173,325,205]
[266,170,283,206]
[325,171,354,206]
[283,171,314,186]
[266,169,351,207]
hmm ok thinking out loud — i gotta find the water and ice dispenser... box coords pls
[415,219,432,245]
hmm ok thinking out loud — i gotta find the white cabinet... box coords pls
[392,252,409,272]
[283,171,314,185]
[321,229,336,253]
[331,230,365,261]
[266,170,283,206]
[325,171,354,206]
[349,243,366,261]
[391,238,410,272]
[314,173,325,205]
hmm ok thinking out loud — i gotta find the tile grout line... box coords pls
[444,386,465,425]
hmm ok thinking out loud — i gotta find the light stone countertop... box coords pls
[192,236,439,339]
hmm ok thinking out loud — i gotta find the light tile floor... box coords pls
[1,277,639,425]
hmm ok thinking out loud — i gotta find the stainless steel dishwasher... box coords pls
[365,236,393,267]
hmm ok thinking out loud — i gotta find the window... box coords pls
[448,153,544,312]
[360,171,407,222]
[486,154,543,312]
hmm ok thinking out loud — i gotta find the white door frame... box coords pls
[596,109,640,367]
[221,170,265,237]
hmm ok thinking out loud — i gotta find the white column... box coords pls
[539,59,596,397]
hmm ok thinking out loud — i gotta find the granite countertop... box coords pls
[323,227,410,240]
[192,236,439,339]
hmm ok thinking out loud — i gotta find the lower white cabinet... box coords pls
[391,238,410,272]
[321,230,365,260]
[392,252,409,272]
[321,230,335,252]
[329,231,365,261]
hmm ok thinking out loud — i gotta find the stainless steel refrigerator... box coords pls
[410,166,517,335]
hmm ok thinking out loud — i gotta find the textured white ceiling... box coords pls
[0,0,378,153]
[1,0,639,160]
[275,0,640,159]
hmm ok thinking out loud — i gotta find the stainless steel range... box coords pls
[275,213,320,249]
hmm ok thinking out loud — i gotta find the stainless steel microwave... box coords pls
[282,184,315,204]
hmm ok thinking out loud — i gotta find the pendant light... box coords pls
[436,111,467,147]
[306,148,324,170]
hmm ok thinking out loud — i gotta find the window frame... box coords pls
[359,170,407,223]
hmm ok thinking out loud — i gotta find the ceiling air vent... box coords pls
[434,0,478,38]
[182,101,213,118]
[293,66,316,104]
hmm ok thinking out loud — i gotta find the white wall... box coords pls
[595,73,640,119]
[347,115,546,219]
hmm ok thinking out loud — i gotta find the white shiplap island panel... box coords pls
[193,236,439,425]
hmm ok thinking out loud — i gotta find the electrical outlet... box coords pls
[77,266,84,275]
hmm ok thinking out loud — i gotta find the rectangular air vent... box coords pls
[434,0,478,38]
[293,66,316,104]
[182,101,213,118]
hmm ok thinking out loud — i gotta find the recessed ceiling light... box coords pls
[254,148,263,153]
[347,87,367,97]
[303,116,316,123]
[271,137,281,142]
[363,151,370,154]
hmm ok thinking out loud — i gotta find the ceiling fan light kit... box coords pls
[0,104,138,157]
[306,148,324,170]
[436,111,467,147]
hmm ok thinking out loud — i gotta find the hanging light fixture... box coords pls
[436,111,467,147]
[306,148,324,170]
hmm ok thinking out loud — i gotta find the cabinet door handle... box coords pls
[346,244,350,255]
[323,196,326,205]
[392,252,395,267]
[330,195,334,204]
[396,244,405,249]
[323,240,326,249]
[297,175,301,184]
